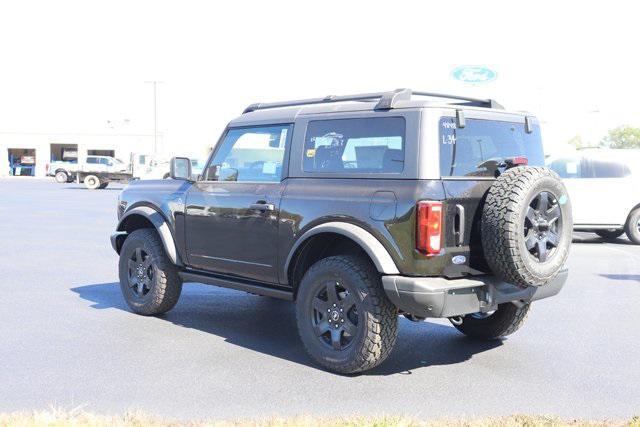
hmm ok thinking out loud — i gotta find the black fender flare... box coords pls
[284,221,400,279]
[115,206,181,265]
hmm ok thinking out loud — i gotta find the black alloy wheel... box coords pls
[118,228,182,315]
[524,191,562,263]
[127,247,155,297]
[311,280,359,350]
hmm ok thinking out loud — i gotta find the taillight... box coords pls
[416,201,443,255]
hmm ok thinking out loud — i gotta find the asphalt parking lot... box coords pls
[0,179,638,420]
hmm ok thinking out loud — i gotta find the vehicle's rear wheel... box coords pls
[295,255,398,374]
[118,228,182,315]
[98,182,109,189]
[625,207,640,244]
[84,174,101,190]
[595,229,625,240]
[451,303,530,340]
[54,171,69,183]
[482,166,572,287]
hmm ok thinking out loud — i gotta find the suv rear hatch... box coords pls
[438,115,545,276]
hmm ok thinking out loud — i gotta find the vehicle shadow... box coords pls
[70,282,503,376]
[61,187,123,191]
[572,233,634,245]
[598,274,640,282]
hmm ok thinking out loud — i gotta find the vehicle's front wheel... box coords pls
[118,228,182,315]
[595,229,625,240]
[451,303,530,340]
[295,255,398,374]
[54,170,69,183]
[625,207,640,244]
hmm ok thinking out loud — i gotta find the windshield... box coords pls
[439,117,544,177]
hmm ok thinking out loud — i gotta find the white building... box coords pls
[0,132,159,178]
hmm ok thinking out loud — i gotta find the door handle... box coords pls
[249,202,275,212]
[455,204,465,246]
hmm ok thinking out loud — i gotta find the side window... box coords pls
[205,124,291,182]
[547,157,582,178]
[86,157,98,164]
[100,158,110,165]
[587,159,631,178]
[303,117,405,173]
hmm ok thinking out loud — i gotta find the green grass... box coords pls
[0,410,638,427]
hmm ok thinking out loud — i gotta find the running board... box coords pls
[178,270,294,301]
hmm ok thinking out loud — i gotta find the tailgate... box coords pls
[442,179,493,274]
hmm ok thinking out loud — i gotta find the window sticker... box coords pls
[306,148,316,158]
[279,129,288,148]
[262,162,277,174]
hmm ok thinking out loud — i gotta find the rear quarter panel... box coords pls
[278,178,447,283]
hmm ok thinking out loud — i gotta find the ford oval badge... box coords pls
[452,255,467,265]
[451,65,497,84]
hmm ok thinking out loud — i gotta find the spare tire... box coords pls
[481,166,572,287]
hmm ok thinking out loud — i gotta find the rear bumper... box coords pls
[382,269,568,318]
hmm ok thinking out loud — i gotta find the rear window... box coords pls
[439,117,544,177]
[303,117,405,173]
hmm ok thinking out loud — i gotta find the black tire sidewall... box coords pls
[296,261,367,367]
[118,230,168,314]
[626,208,640,244]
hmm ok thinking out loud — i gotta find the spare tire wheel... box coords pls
[481,166,572,287]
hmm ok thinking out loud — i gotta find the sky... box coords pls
[0,0,638,157]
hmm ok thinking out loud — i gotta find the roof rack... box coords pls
[242,88,503,114]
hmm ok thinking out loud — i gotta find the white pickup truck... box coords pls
[47,155,132,189]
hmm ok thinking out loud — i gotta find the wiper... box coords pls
[477,156,529,174]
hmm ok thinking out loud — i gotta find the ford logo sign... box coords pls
[451,66,497,84]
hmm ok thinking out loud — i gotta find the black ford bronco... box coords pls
[111,89,572,374]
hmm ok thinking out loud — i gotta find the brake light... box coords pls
[509,156,528,166]
[416,201,443,255]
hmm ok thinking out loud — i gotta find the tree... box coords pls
[601,125,640,149]
[566,134,585,149]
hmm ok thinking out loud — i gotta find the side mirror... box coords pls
[170,157,193,181]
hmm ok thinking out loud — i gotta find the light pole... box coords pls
[145,81,163,154]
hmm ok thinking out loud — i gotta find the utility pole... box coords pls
[144,81,163,154]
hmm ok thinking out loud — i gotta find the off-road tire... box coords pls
[452,303,530,340]
[625,207,640,244]
[595,229,625,240]
[54,170,69,183]
[482,166,572,287]
[84,174,101,190]
[118,228,182,315]
[98,182,109,189]
[296,255,398,374]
